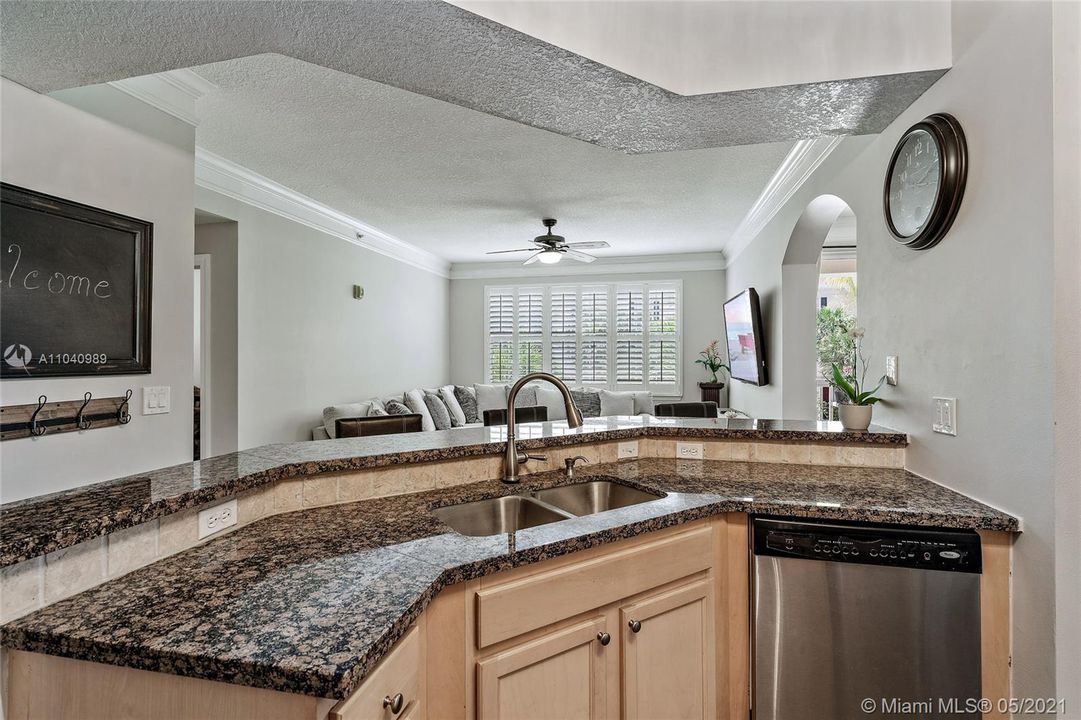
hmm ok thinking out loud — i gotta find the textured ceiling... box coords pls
[193,54,794,263]
[0,0,946,153]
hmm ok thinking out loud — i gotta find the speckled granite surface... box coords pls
[0,417,906,566]
[1,457,1016,700]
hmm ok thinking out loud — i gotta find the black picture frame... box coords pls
[883,113,968,251]
[1,183,152,378]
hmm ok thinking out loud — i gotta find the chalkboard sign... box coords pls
[1,183,152,378]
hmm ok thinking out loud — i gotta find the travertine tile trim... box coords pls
[0,438,903,623]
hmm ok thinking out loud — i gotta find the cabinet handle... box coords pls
[628,619,642,633]
[383,693,405,714]
[597,631,611,646]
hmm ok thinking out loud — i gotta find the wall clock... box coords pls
[883,113,968,250]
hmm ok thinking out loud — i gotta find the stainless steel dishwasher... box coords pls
[752,517,982,720]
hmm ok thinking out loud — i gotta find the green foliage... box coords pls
[816,306,856,374]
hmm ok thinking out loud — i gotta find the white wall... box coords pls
[1051,0,1081,709]
[450,268,726,402]
[0,79,195,503]
[726,1,1057,699]
[195,188,451,447]
[194,221,239,456]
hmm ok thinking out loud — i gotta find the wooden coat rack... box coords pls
[0,390,132,441]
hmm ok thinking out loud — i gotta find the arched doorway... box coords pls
[780,195,855,420]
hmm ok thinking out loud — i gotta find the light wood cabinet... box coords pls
[476,616,612,720]
[620,579,715,720]
[330,623,425,720]
[469,521,721,720]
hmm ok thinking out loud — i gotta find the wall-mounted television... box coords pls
[723,288,768,386]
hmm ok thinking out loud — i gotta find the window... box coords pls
[484,281,682,395]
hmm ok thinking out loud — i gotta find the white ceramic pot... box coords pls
[839,403,873,431]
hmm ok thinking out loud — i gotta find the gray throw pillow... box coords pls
[570,389,601,418]
[513,384,538,408]
[368,404,388,416]
[454,385,479,424]
[423,392,452,431]
[385,399,411,415]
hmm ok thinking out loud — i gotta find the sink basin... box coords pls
[432,495,574,536]
[533,481,665,516]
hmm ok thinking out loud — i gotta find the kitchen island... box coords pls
[0,419,1017,720]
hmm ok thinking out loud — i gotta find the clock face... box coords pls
[887,129,941,238]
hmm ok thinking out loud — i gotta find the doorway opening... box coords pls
[194,254,211,460]
[815,209,857,420]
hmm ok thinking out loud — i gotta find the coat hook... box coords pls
[30,395,48,436]
[117,389,133,425]
[76,392,93,430]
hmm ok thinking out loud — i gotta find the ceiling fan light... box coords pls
[537,249,562,264]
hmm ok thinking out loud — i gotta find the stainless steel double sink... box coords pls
[432,480,665,537]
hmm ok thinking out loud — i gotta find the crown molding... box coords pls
[108,68,217,126]
[724,135,844,264]
[450,253,725,280]
[820,245,857,261]
[195,148,451,278]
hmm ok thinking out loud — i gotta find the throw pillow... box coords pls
[630,391,655,415]
[384,399,411,416]
[454,385,479,424]
[403,388,436,431]
[439,385,466,427]
[598,389,635,416]
[474,383,509,413]
[513,384,538,408]
[322,401,373,439]
[569,389,601,418]
[423,392,453,431]
[535,384,568,421]
[368,404,388,416]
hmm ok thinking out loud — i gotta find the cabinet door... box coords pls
[620,579,716,720]
[476,617,612,720]
[331,624,424,720]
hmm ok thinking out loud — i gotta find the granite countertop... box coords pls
[1,457,1017,700]
[0,417,907,566]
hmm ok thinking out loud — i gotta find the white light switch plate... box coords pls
[142,386,171,415]
[933,397,957,435]
[886,356,898,386]
[617,441,639,459]
[676,442,704,459]
[198,499,237,539]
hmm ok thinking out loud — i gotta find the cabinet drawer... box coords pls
[331,624,422,720]
[476,524,713,648]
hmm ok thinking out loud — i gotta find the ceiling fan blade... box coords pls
[564,241,610,250]
[522,251,545,265]
[563,249,596,263]
[486,248,540,255]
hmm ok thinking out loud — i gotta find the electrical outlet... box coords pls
[676,442,704,460]
[617,441,639,459]
[886,356,898,386]
[198,499,238,539]
[932,397,957,436]
[142,386,171,415]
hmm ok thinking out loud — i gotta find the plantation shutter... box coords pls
[648,288,679,384]
[580,288,608,384]
[517,290,543,375]
[487,290,515,382]
[550,289,578,381]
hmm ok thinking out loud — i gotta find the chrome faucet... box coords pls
[503,372,584,484]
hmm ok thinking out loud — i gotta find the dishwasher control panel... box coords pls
[753,518,982,573]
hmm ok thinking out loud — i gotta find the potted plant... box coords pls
[696,341,731,404]
[828,328,886,431]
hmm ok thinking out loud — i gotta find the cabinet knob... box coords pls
[383,693,405,714]
[597,631,611,646]
[628,619,642,633]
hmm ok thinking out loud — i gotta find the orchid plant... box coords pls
[695,340,731,384]
[829,328,886,406]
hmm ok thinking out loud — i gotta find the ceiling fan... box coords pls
[485,218,610,265]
